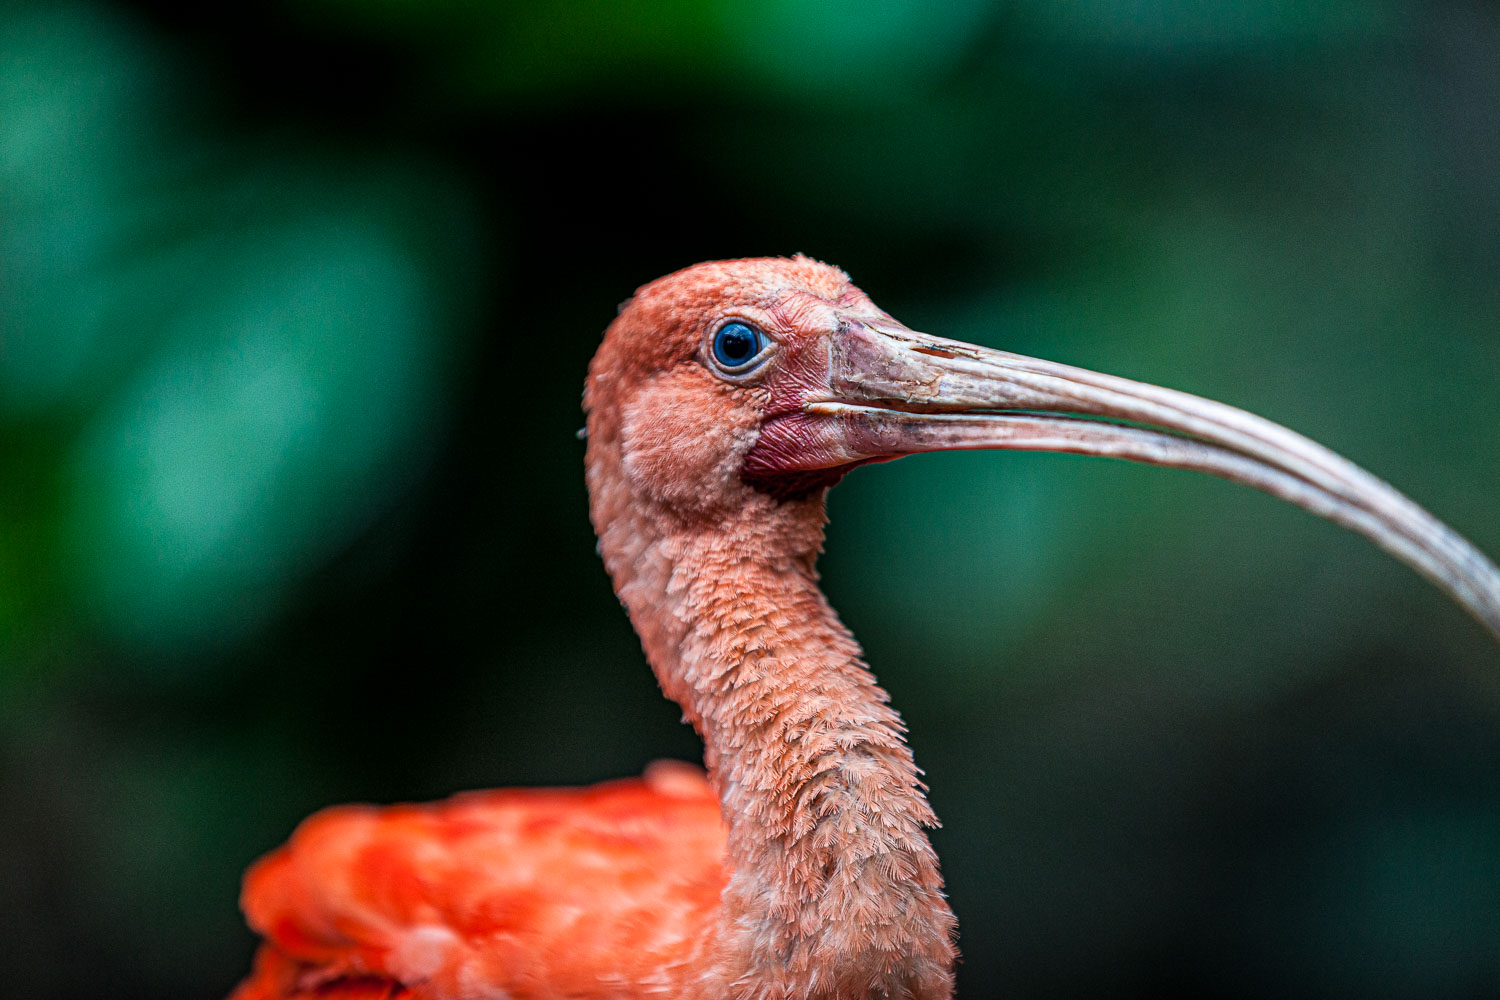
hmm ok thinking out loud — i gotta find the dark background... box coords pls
[2,1,1498,997]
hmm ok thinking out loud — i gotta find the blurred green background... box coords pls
[2,0,1498,997]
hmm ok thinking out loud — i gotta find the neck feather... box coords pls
[597,491,956,1000]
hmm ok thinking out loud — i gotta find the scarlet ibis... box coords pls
[231,256,1500,1000]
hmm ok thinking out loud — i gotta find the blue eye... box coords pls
[711,321,766,371]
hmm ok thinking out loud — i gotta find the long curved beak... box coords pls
[746,319,1500,641]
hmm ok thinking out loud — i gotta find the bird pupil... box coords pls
[723,331,750,359]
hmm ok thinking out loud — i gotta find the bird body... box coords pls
[231,764,728,1000]
[231,256,1500,1000]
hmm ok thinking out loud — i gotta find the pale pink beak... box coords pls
[746,318,1500,641]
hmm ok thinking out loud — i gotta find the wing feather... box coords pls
[230,763,726,1000]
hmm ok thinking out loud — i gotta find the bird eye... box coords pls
[710,321,767,373]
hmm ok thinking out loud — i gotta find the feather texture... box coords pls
[232,764,725,999]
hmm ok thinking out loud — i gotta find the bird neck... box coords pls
[598,494,957,999]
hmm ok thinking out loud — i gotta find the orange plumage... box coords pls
[230,255,1500,1000]
[232,763,725,1000]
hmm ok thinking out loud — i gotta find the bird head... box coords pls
[584,255,1500,636]
[583,255,875,519]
